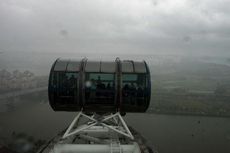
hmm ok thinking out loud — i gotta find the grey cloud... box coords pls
[0,0,230,55]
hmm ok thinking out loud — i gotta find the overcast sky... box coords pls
[0,0,230,55]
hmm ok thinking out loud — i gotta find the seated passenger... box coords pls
[96,76,102,85]
[96,79,106,97]
[107,83,111,90]
[69,74,76,86]
[130,83,137,96]
[123,84,130,97]
[68,74,76,96]
[112,83,115,89]
[137,86,144,97]
[91,79,96,90]
[123,84,130,90]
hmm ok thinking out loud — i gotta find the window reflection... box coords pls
[85,73,115,104]
[122,74,146,106]
[52,72,78,104]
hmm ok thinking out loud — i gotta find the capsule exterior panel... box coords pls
[48,58,151,113]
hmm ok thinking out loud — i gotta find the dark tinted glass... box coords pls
[85,61,100,72]
[49,58,150,113]
[85,73,115,105]
[51,72,78,104]
[134,61,146,73]
[54,60,69,71]
[122,74,146,107]
[66,61,81,72]
[121,61,134,73]
[101,61,116,72]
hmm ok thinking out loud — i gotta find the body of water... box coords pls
[0,102,229,153]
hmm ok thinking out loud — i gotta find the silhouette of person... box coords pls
[97,76,102,86]
[107,83,111,90]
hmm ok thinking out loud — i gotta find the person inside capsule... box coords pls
[49,59,150,113]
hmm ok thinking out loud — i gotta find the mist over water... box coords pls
[1,51,230,75]
[1,52,230,153]
[0,52,230,153]
[1,0,230,152]
[0,102,230,153]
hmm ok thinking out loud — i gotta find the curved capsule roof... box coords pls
[121,60,147,73]
[85,61,117,73]
[53,59,147,73]
[53,59,81,72]
[49,58,151,113]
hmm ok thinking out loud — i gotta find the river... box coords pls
[0,102,230,153]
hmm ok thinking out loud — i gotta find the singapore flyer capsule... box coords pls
[48,58,151,113]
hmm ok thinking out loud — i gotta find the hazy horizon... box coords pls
[1,0,230,57]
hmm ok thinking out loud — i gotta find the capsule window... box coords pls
[85,73,115,105]
[49,58,151,113]
[122,74,146,106]
[51,72,78,104]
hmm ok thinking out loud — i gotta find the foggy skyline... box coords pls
[0,0,230,55]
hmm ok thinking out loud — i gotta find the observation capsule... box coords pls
[48,58,151,113]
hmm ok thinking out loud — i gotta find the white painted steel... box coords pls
[62,112,134,140]
[52,143,141,153]
[50,112,141,153]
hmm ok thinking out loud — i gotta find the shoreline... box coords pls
[148,110,230,118]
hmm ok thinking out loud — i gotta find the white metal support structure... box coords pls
[40,111,146,153]
[62,111,134,140]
